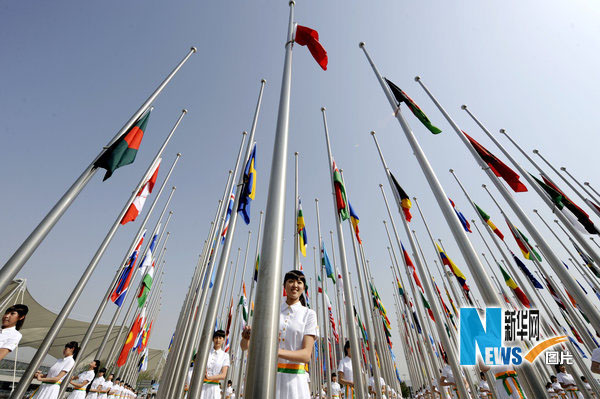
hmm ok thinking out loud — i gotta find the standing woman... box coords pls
[67,359,99,399]
[86,367,106,399]
[97,373,113,399]
[0,304,28,361]
[337,341,354,399]
[240,270,318,399]
[32,341,78,399]
[201,329,230,399]
[556,365,583,399]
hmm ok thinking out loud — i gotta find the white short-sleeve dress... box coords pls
[201,347,230,399]
[337,356,353,398]
[98,380,112,399]
[86,375,105,399]
[557,371,583,399]
[32,355,76,399]
[67,369,95,399]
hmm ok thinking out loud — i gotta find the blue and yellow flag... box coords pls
[297,199,308,257]
[238,144,256,225]
[349,202,362,244]
[321,241,335,284]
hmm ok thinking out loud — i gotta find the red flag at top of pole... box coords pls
[294,25,328,70]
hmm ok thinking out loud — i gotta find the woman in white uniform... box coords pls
[337,341,354,398]
[556,365,583,399]
[67,359,99,399]
[98,373,113,399]
[241,270,317,399]
[580,376,596,398]
[0,304,28,361]
[32,341,78,399]
[325,373,342,398]
[478,372,492,399]
[479,364,526,399]
[86,367,106,399]
[201,329,230,399]
[107,377,120,399]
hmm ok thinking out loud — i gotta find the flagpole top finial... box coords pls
[321,106,326,111]
[261,78,266,84]
[315,198,318,202]
[482,184,487,188]
[172,186,176,190]
[412,196,417,200]
[379,183,383,187]
[289,0,295,5]
[532,149,539,154]
[370,131,376,136]
[449,168,454,173]
[460,105,467,110]
[499,128,507,134]
[414,76,421,82]
[553,219,559,223]
[584,181,590,186]
[191,46,197,53]
[359,42,365,48]
[533,209,538,213]
[295,151,298,156]
[242,131,248,135]
[560,166,567,171]
[182,109,188,114]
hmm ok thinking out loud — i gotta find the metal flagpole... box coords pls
[458,107,600,331]
[320,108,368,398]
[330,231,345,359]
[0,47,196,296]
[11,139,183,399]
[314,199,334,399]
[294,152,300,271]
[561,167,600,213]
[220,248,241,326]
[584,181,600,203]
[246,210,264,327]
[243,1,295,395]
[369,130,466,396]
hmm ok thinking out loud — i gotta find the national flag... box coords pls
[532,174,599,235]
[446,287,458,318]
[463,132,527,193]
[95,110,151,181]
[349,202,362,244]
[396,277,404,297]
[117,308,145,367]
[506,219,542,262]
[253,253,260,282]
[401,244,423,292]
[510,251,543,289]
[322,291,339,343]
[449,198,471,233]
[138,347,149,372]
[139,320,153,353]
[499,264,530,308]
[121,159,161,224]
[321,241,335,283]
[137,261,154,307]
[239,282,249,324]
[475,203,504,240]
[238,144,256,225]
[297,199,308,256]
[384,78,442,134]
[139,227,160,275]
[293,24,328,70]
[420,292,435,321]
[332,162,349,221]
[221,189,235,242]
[571,239,600,278]
[225,298,234,336]
[353,307,369,345]
[437,244,471,294]
[544,277,566,311]
[111,231,145,306]
[409,301,422,335]
[388,171,412,222]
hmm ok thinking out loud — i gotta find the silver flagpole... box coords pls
[220,248,242,326]
[314,199,333,399]
[562,167,600,214]
[294,152,300,271]
[0,47,196,296]
[12,144,183,399]
[532,150,600,218]
[246,210,264,327]
[584,182,600,202]
[330,231,345,359]
[243,1,294,395]
[458,107,600,331]
[369,131,466,396]
[320,108,368,398]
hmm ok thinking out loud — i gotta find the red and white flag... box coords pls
[121,158,161,225]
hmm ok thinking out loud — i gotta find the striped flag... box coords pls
[121,159,161,224]
[475,203,504,240]
[297,199,308,256]
[111,230,145,306]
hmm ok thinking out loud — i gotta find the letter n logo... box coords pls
[460,308,501,365]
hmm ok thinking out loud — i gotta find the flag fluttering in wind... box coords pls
[463,132,527,193]
[139,227,160,275]
[449,198,471,233]
[389,171,412,222]
[95,110,151,181]
[137,261,155,307]
[111,231,146,306]
[506,219,542,262]
[221,190,235,242]
[544,277,567,311]
[510,251,543,289]
[297,199,308,257]
[332,162,349,221]
[138,320,153,353]
[321,242,335,284]
[499,263,531,308]
[238,144,256,225]
[475,203,504,240]
[253,254,259,282]
[396,277,404,297]
[138,347,149,372]
[117,307,146,367]
[531,174,599,235]
[420,292,435,321]
[571,239,600,278]
[349,202,362,244]
[401,244,423,292]
[239,282,249,325]
[384,78,441,134]
[121,159,161,224]
[436,244,470,294]
[293,24,328,70]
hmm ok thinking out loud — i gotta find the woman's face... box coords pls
[63,346,74,357]
[285,278,305,301]
[89,360,97,368]
[213,335,225,349]
[559,365,566,373]
[2,311,22,329]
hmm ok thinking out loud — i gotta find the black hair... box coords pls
[581,376,587,381]
[98,368,106,374]
[86,360,101,394]
[283,270,307,306]
[65,341,80,360]
[344,340,351,356]
[115,377,121,382]
[331,372,337,378]
[5,304,28,330]
[213,329,226,339]
[550,375,557,381]
[227,380,232,385]
[480,372,485,378]
[554,365,562,373]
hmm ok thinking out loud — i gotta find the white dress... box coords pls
[225,386,234,398]
[276,301,318,399]
[557,372,583,399]
[478,379,491,398]
[98,380,112,399]
[490,365,527,399]
[67,370,96,399]
[337,356,353,398]
[86,376,105,399]
[107,383,120,399]
[330,381,342,398]
[0,326,22,351]
[368,376,386,397]
[201,347,230,399]
[32,355,76,399]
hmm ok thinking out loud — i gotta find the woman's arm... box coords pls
[277,334,315,364]
[71,379,90,389]
[38,370,67,383]
[338,371,353,387]
[0,348,11,362]
[205,366,229,382]
[240,326,251,351]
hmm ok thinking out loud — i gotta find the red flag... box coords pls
[294,25,328,70]
[121,160,161,224]
[463,132,527,193]
[117,311,144,367]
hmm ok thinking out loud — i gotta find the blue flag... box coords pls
[238,145,256,225]
[512,251,543,289]
[321,241,335,284]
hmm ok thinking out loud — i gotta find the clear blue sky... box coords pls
[2,0,600,379]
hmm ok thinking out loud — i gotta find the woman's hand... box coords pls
[241,325,251,340]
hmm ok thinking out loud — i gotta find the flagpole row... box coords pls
[584,182,600,202]
[294,152,300,271]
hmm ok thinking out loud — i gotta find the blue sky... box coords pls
[2,0,600,380]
